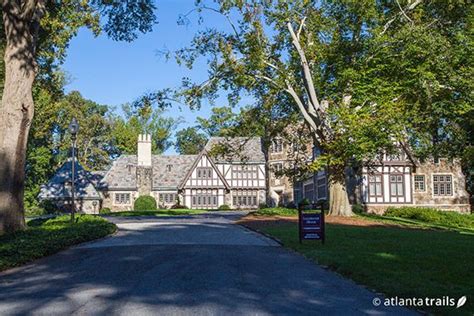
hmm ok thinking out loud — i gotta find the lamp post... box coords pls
[92,200,98,215]
[69,117,79,223]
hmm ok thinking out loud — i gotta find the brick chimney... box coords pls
[137,134,152,195]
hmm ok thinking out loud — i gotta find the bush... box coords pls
[99,207,111,214]
[259,203,268,209]
[385,207,474,230]
[254,207,299,217]
[285,201,297,209]
[170,204,188,209]
[352,204,365,214]
[298,198,311,207]
[218,204,231,210]
[1,215,116,271]
[134,195,157,211]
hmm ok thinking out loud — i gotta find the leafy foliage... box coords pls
[175,127,208,154]
[218,204,231,210]
[0,215,116,271]
[384,207,474,230]
[134,195,157,211]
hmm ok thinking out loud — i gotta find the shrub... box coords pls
[134,195,157,211]
[385,207,474,230]
[170,204,188,209]
[255,207,298,216]
[218,204,231,210]
[259,203,268,209]
[352,204,365,214]
[99,207,111,214]
[285,201,297,209]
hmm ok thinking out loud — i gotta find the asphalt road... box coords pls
[0,212,414,315]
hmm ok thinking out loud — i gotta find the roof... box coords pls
[101,155,137,189]
[152,155,198,189]
[101,154,198,190]
[39,159,101,200]
[204,137,265,163]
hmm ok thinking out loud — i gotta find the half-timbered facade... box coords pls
[294,146,470,213]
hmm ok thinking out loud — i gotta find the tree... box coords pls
[0,0,156,233]
[111,104,181,155]
[196,106,237,137]
[175,127,208,155]
[175,0,472,216]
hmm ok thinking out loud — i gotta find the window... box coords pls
[317,177,327,199]
[197,167,213,179]
[160,193,177,204]
[272,163,283,174]
[414,175,425,192]
[232,165,258,179]
[166,164,172,172]
[270,139,283,153]
[389,175,404,197]
[232,190,258,207]
[433,175,453,196]
[192,191,218,208]
[115,193,131,205]
[368,175,383,197]
[304,184,314,201]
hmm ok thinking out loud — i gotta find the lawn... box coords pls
[240,214,474,314]
[105,209,209,217]
[0,215,117,272]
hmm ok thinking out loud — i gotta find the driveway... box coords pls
[0,212,413,315]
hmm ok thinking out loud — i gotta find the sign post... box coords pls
[298,202,325,244]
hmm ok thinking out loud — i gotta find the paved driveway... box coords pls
[0,212,414,315]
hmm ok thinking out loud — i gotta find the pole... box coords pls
[71,137,76,223]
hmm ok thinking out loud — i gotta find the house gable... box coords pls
[179,151,230,190]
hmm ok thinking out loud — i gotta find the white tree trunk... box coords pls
[328,180,353,216]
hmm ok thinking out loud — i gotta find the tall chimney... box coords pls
[137,134,152,167]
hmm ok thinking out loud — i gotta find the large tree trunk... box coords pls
[0,2,40,234]
[328,180,353,216]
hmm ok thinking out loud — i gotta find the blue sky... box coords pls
[62,1,250,153]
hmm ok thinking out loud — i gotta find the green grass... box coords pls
[0,215,116,271]
[384,207,474,231]
[106,209,208,217]
[257,221,474,314]
[251,207,299,217]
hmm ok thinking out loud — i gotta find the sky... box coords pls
[62,0,250,154]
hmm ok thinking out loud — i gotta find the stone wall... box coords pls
[412,159,470,212]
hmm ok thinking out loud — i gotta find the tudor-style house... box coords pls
[40,134,266,212]
[40,132,470,214]
[293,146,471,214]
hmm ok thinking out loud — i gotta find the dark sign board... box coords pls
[298,208,325,243]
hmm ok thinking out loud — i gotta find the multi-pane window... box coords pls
[270,139,283,153]
[272,163,283,174]
[433,175,453,196]
[368,175,383,197]
[115,193,131,205]
[303,184,314,201]
[414,175,425,192]
[389,175,404,197]
[192,192,218,208]
[197,167,213,179]
[317,177,327,199]
[159,193,177,204]
[232,190,258,207]
[166,164,172,172]
[232,165,258,179]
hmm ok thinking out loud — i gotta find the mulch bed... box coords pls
[238,214,405,231]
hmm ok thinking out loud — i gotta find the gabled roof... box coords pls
[204,137,265,163]
[101,155,137,189]
[178,150,230,190]
[39,159,101,200]
[152,155,198,189]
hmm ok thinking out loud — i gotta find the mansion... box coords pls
[39,134,471,214]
